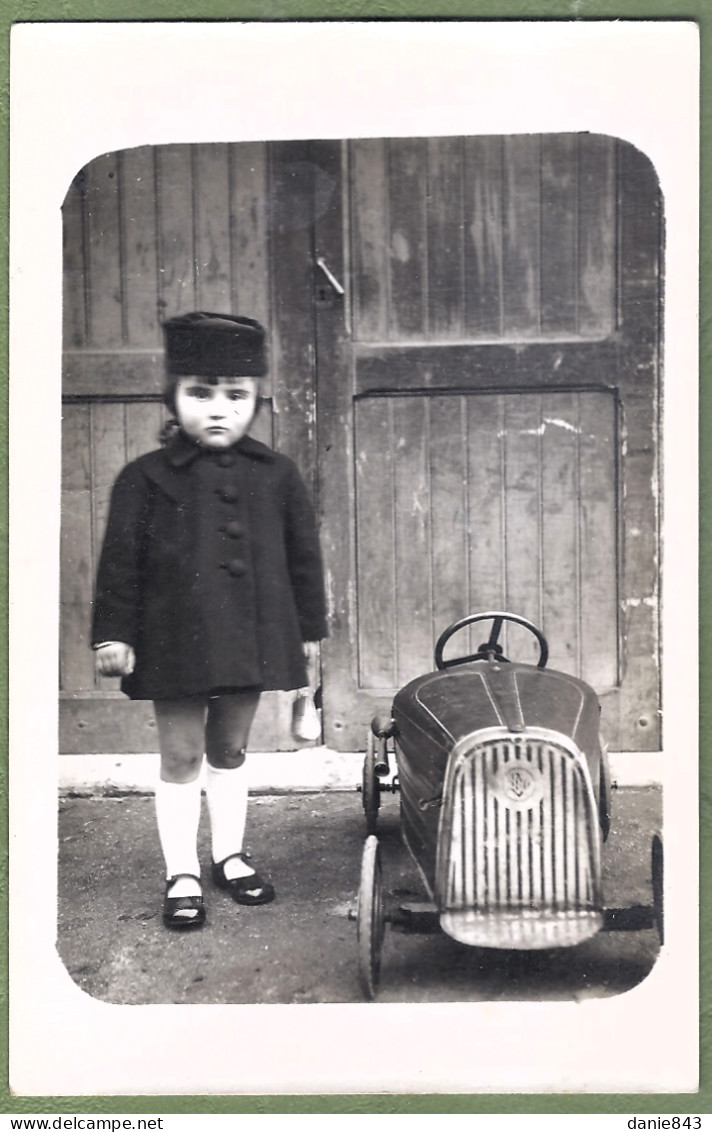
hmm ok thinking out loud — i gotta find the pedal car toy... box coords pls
[356,611,663,999]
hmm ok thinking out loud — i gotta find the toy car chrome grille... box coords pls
[435,733,603,949]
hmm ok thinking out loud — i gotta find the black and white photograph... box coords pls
[9,20,699,1096]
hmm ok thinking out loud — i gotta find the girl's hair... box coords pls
[159,416,181,446]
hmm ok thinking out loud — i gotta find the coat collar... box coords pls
[165,431,276,468]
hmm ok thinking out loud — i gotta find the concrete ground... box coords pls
[57,785,662,1005]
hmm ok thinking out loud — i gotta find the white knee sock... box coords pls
[154,776,202,888]
[205,762,252,877]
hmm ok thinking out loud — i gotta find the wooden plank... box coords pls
[62,400,92,493]
[617,138,662,295]
[502,135,541,337]
[426,136,465,337]
[429,397,470,636]
[60,404,94,693]
[466,395,505,614]
[62,351,164,397]
[578,391,618,688]
[350,138,389,342]
[90,402,127,547]
[357,344,517,392]
[354,340,620,395]
[125,401,164,462]
[84,151,123,348]
[268,140,317,489]
[387,138,427,339]
[502,394,543,663]
[249,692,302,752]
[194,143,232,312]
[617,394,659,749]
[258,139,325,777]
[60,697,160,755]
[62,172,87,349]
[578,134,616,336]
[314,142,361,748]
[393,398,433,683]
[267,140,324,231]
[60,506,95,693]
[90,403,129,694]
[620,394,658,593]
[60,492,91,610]
[354,398,396,688]
[613,603,660,750]
[615,137,661,749]
[248,399,274,448]
[121,146,161,348]
[463,135,503,337]
[540,135,578,336]
[59,693,291,755]
[617,138,662,363]
[540,391,580,674]
[230,142,270,334]
[156,144,196,317]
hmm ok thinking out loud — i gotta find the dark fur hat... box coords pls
[163,312,267,378]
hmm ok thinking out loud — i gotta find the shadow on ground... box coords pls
[57,785,662,1005]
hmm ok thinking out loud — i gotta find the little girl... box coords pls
[92,312,327,930]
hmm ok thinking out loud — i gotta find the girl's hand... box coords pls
[94,642,136,678]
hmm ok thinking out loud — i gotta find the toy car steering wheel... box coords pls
[434,611,549,670]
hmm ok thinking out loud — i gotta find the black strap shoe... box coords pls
[163,873,206,930]
[211,853,276,905]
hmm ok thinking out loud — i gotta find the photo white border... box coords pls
[9,20,699,1095]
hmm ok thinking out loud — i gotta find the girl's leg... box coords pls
[204,691,261,883]
[153,697,207,904]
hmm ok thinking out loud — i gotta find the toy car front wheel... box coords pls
[362,732,380,834]
[357,835,386,1000]
[651,831,664,945]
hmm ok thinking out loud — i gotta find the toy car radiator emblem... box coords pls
[497,763,540,803]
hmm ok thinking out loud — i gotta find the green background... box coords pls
[2,0,708,1116]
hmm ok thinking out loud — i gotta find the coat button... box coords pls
[219,485,239,503]
[217,453,235,468]
[227,558,246,577]
[225,519,244,538]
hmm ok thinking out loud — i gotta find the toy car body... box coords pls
[357,612,662,999]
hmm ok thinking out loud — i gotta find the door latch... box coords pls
[315,257,345,307]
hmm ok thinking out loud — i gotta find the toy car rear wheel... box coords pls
[362,732,380,834]
[651,831,664,945]
[357,835,385,1000]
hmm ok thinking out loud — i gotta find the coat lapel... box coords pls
[140,436,197,501]
[140,432,276,501]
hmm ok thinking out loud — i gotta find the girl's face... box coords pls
[174,377,258,448]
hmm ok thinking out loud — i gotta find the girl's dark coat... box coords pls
[92,433,327,700]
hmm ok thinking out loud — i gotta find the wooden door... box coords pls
[60,141,321,754]
[314,135,661,753]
